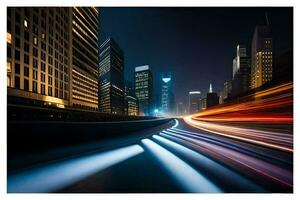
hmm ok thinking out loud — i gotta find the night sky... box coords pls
[99,7,293,109]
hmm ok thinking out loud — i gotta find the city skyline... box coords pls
[100,7,293,107]
[5,6,294,195]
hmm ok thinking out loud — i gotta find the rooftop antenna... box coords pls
[265,11,270,26]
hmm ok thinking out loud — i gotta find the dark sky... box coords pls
[99,7,293,108]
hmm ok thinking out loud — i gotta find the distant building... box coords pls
[251,25,273,89]
[124,81,138,116]
[219,80,232,104]
[125,96,138,116]
[189,91,201,114]
[200,98,207,110]
[160,72,175,116]
[206,84,219,108]
[135,65,153,116]
[232,45,251,96]
[99,37,125,115]
[176,102,185,115]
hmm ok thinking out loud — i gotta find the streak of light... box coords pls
[167,128,292,165]
[172,119,179,128]
[189,82,293,123]
[158,130,293,188]
[141,138,222,193]
[8,145,144,193]
[183,116,293,152]
[152,135,265,192]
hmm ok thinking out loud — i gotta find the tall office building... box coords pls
[232,44,251,96]
[135,65,153,116]
[206,84,219,108]
[160,72,175,116]
[70,7,99,110]
[189,91,201,114]
[99,37,125,115]
[7,7,99,110]
[251,25,273,89]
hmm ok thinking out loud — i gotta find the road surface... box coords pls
[8,118,293,193]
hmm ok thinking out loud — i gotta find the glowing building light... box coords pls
[8,145,144,192]
[135,65,149,72]
[141,139,221,193]
[162,77,171,83]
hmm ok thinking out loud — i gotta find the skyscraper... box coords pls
[251,25,273,89]
[160,72,175,116]
[99,37,125,115]
[206,84,219,108]
[189,91,201,114]
[70,7,99,110]
[135,65,153,116]
[232,44,251,96]
[7,7,99,110]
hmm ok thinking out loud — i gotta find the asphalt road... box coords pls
[7,118,293,193]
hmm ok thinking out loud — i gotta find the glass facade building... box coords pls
[134,65,153,116]
[99,37,125,115]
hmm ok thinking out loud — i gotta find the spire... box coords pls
[265,11,270,26]
[209,83,212,93]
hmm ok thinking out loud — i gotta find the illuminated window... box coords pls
[24,19,28,28]
[42,33,45,39]
[7,32,11,44]
[34,37,38,45]
[7,62,11,72]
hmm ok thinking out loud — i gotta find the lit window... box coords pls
[33,37,38,45]
[7,32,11,44]
[7,62,12,72]
[42,33,45,39]
[24,19,28,28]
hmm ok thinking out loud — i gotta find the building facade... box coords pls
[189,91,201,114]
[135,65,153,116]
[7,7,99,110]
[99,37,125,115]
[231,44,251,96]
[251,25,273,89]
[70,7,99,110]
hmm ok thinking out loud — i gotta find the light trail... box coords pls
[152,134,265,192]
[159,129,293,188]
[8,144,144,193]
[184,116,293,152]
[182,82,293,153]
[190,82,293,123]
[141,138,222,193]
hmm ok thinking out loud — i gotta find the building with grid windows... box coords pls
[134,65,153,116]
[251,25,273,89]
[7,7,99,110]
[99,37,125,115]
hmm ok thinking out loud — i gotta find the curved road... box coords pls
[8,118,293,193]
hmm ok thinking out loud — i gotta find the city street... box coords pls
[8,118,293,193]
